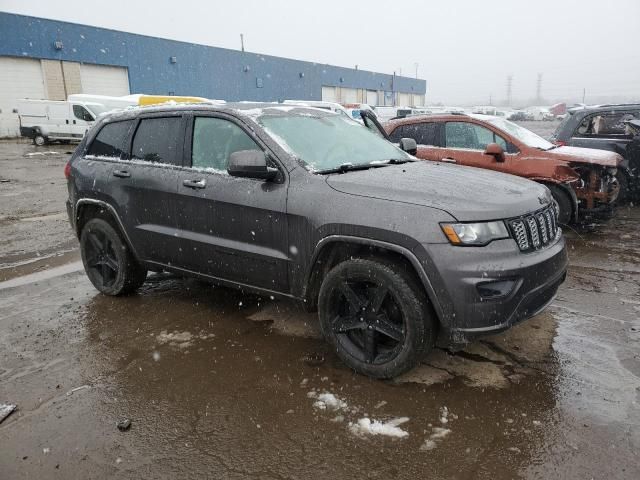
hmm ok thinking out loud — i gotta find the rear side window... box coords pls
[191,117,261,171]
[87,120,134,158]
[575,111,639,136]
[388,123,439,146]
[132,117,182,165]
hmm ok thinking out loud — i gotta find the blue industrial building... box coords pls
[0,12,426,136]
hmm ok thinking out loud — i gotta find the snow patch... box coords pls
[348,417,410,438]
[420,427,451,451]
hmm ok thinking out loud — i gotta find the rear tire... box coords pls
[80,218,147,295]
[547,184,573,225]
[33,135,46,146]
[318,258,435,379]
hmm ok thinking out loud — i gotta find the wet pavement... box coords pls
[0,140,639,479]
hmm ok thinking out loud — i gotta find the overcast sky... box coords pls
[2,0,639,105]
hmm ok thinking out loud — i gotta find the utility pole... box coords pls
[506,75,513,106]
[582,87,586,104]
[536,73,543,104]
[414,62,419,79]
[240,33,245,52]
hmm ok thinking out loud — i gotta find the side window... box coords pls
[416,123,438,146]
[388,125,405,143]
[131,117,182,165]
[575,112,639,136]
[192,117,261,171]
[73,105,94,122]
[86,120,134,158]
[445,122,504,150]
[389,123,438,146]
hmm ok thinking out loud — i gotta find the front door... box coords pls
[441,121,511,172]
[174,114,289,292]
[70,104,95,140]
[570,110,640,155]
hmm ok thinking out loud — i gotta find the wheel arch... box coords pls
[531,178,579,222]
[75,199,139,259]
[303,235,444,324]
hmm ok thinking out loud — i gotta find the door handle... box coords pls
[183,178,206,189]
[441,157,457,163]
[113,170,131,178]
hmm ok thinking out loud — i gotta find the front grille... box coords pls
[508,205,559,252]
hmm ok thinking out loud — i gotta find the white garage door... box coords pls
[321,86,337,103]
[399,93,411,107]
[366,90,378,106]
[80,64,130,96]
[341,88,358,104]
[0,57,46,137]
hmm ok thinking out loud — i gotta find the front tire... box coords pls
[80,218,147,295]
[547,184,573,225]
[318,258,435,379]
[33,134,46,146]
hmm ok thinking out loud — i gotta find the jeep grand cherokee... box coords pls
[66,103,568,378]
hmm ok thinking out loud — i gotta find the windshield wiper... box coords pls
[317,158,415,174]
[317,163,377,174]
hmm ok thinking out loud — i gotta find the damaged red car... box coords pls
[383,114,622,223]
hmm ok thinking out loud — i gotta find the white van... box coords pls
[18,99,109,145]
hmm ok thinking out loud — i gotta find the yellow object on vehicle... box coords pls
[137,95,209,106]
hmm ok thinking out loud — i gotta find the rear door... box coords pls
[108,114,186,266]
[442,121,511,172]
[174,113,289,292]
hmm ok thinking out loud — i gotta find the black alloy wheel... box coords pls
[80,218,147,295]
[318,258,435,378]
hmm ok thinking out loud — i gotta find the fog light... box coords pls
[477,279,516,299]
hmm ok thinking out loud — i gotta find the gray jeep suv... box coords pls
[66,103,568,378]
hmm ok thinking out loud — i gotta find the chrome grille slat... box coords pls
[527,217,540,248]
[537,214,548,243]
[508,205,559,252]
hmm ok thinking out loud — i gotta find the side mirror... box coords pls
[484,143,505,162]
[399,137,418,155]
[228,150,278,180]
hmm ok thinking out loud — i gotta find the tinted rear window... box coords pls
[131,117,182,165]
[389,122,438,145]
[87,120,134,158]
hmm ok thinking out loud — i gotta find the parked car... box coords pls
[18,99,110,145]
[525,107,555,121]
[66,103,568,378]
[384,114,623,223]
[550,103,640,201]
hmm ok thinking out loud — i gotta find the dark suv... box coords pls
[66,103,568,378]
[550,104,640,200]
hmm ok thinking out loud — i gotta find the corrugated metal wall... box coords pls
[0,12,426,103]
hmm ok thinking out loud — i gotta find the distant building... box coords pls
[0,12,426,136]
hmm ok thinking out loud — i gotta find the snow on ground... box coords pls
[156,330,215,349]
[420,427,452,451]
[308,391,348,411]
[348,417,410,438]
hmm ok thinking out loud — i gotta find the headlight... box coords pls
[441,221,510,246]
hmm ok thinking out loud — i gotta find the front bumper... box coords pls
[414,235,568,347]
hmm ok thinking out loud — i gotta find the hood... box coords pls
[326,161,551,222]
[550,146,622,167]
